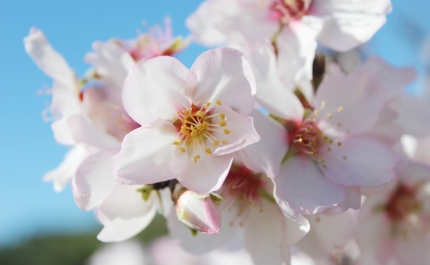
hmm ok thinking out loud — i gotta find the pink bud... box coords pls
[176,190,221,235]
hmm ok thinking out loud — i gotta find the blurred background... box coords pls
[0,0,429,264]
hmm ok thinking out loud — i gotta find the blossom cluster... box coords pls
[25,1,430,264]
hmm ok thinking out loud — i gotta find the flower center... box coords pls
[270,0,312,23]
[290,120,323,156]
[385,184,422,222]
[171,101,231,162]
[221,164,268,227]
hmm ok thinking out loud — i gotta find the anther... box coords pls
[193,155,201,163]
[196,124,205,131]
[196,111,205,117]
[205,148,212,154]
[321,101,326,108]
[172,139,182,145]
[213,140,220,146]
[219,113,226,120]
[205,102,211,108]
[216,100,222,106]
[222,140,228,145]
[224,129,231,135]
[343,156,347,160]
[220,120,227,127]
[338,142,342,146]
[327,147,331,152]
[179,148,186,153]
[338,106,343,112]
[327,114,332,119]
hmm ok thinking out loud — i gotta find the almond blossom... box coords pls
[240,58,398,215]
[113,47,260,194]
[187,0,392,81]
[356,163,430,265]
[168,161,310,265]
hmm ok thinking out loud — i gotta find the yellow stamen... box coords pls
[327,114,332,119]
[205,148,212,154]
[321,101,326,107]
[196,111,205,117]
[205,102,211,108]
[172,139,182,145]
[213,140,220,146]
[224,129,231,135]
[216,100,222,106]
[193,155,201,163]
[179,147,186,153]
[222,140,228,145]
[338,106,343,112]
[219,113,226,120]
[220,120,227,127]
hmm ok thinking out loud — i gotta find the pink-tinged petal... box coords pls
[113,121,188,185]
[239,110,288,178]
[72,150,119,211]
[176,191,221,235]
[50,80,81,118]
[244,199,308,265]
[43,145,89,192]
[393,94,430,137]
[311,0,392,51]
[315,69,386,134]
[322,186,361,214]
[24,27,75,87]
[321,136,398,187]
[97,185,156,242]
[241,40,304,120]
[211,106,260,156]
[277,20,321,82]
[400,163,430,186]
[178,153,234,194]
[274,194,311,228]
[190,47,256,115]
[186,0,278,46]
[361,56,416,97]
[185,0,228,46]
[85,41,134,90]
[274,156,346,215]
[68,115,119,149]
[122,57,191,125]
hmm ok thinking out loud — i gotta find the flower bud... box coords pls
[175,190,221,235]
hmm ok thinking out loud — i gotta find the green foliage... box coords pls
[0,215,168,265]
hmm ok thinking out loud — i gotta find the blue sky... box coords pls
[0,0,429,246]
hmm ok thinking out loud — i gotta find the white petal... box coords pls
[122,57,191,125]
[308,210,357,251]
[43,145,89,192]
[321,136,398,187]
[85,41,134,90]
[315,69,386,134]
[244,199,308,265]
[97,185,157,242]
[72,150,120,211]
[113,121,188,185]
[312,0,392,51]
[24,27,75,87]
[394,94,430,137]
[51,117,75,146]
[239,110,288,178]
[361,56,416,97]
[274,156,346,215]
[212,106,260,156]
[190,47,256,116]
[277,20,320,82]
[178,153,234,193]
[68,115,120,149]
[241,40,304,120]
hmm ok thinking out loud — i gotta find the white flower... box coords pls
[113,47,260,193]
